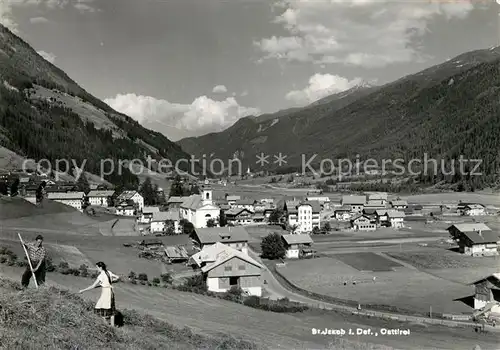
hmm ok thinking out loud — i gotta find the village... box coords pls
[1,169,500,327]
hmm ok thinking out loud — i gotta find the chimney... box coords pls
[478,230,482,236]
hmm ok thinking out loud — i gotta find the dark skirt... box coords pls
[94,292,116,318]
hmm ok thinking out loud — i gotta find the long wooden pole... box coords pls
[18,233,38,288]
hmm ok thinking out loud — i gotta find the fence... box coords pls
[270,266,500,331]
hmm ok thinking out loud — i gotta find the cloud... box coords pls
[212,85,228,94]
[104,93,260,139]
[256,0,476,68]
[0,0,97,33]
[285,73,362,105]
[37,50,56,63]
[29,16,49,24]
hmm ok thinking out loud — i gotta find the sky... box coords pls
[1,0,499,141]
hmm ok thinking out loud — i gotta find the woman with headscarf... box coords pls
[78,262,120,326]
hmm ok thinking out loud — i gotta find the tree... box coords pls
[261,233,286,260]
[218,211,227,227]
[164,220,176,235]
[169,175,184,197]
[268,208,284,224]
[206,218,216,227]
[76,173,90,194]
[323,222,331,233]
[140,177,157,205]
[180,219,195,237]
[10,178,20,197]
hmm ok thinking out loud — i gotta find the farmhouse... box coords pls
[201,245,263,296]
[470,273,500,310]
[116,191,144,211]
[138,206,160,224]
[166,196,186,209]
[188,241,227,268]
[351,214,376,231]
[46,191,85,211]
[231,199,256,212]
[115,201,135,216]
[447,224,498,257]
[281,234,314,259]
[224,208,254,226]
[341,195,365,212]
[179,188,220,228]
[385,210,406,229]
[193,226,250,254]
[334,206,352,221]
[375,210,388,225]
[366,192,388,206]
[390,200,408,210]
[87,190,115,207]
[225,195,241,205]
[462,204,486,216]
[150,211,181,234]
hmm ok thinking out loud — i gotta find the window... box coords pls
[224,266,232,271]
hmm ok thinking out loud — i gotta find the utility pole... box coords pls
[430,305,432,318]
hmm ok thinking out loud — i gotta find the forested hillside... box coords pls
[178,47,500,189]
[0,24,192,189]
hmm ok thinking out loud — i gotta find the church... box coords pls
[179,187,221,228]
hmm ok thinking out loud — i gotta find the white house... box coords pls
[385,210,405,229]
[150,210,181,234]
[138,206,160,224]
[232,199,256,212]
[447,224,498,257]
[180,188,220,228]
[367,193,388,206]
[200,244,263,296]
[287,202,313,233]
[351,215,376,231]
[115,202,135,216]
[282,234,314,259]
[116,191,144,211]
[390,200,408,210]
[87,190,115,207]
[341,195,366,213]
[463,204,486,216]
[46,192,85,211]
[334,206,352,221]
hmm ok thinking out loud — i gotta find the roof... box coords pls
[470,273,500,286]
[140,239,163,245]
[181,194,219,210]
[282,234,313,245]
[164,246,189,259]
[386,210,406,218]
[351,214,371,222]
[464,204,485,210]
[226,195,241,201]
[367,192,388,200]
[376,210,388,216]
[461,230,499,244]
[117,191,141,201]
[195,227,250,244]
[167,196,186,204]
[47,191,85,200]
[341,195,366,205]
[307,200,322,213]
[363,209,377,215]
[364,201,387,208]
[306,196,330,202]
[391,200,408,206]
[335,205,352,212]
[447,223,492,233]
[189,242,228,267]
[142,206,160,214]
[234,199,255,205]
[87,190,115,197]
[225,208,253,216]
[152,210,180,221]
[201,244,262,273]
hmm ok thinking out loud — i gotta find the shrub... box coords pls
[45,256,56,272]
[58,261,69,270]
[138,273,148,281]
[223,286,243,302]
[128,271,136,280]
[152,277,160,286]
[0,256,6,264]
[79,264,89,277]
[160,272,173,284]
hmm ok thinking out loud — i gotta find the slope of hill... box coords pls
[177,47,500,188]
[0,24,193,189]
[0,278,258,350]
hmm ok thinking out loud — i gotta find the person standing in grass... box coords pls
[21,234,47,288]
[78,262,120,326]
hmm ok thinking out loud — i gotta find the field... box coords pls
[334,253,403,272]
[386,251,500,270]
[1,266,498,350]
[275,255,474,315]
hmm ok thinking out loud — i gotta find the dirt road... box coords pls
[1,266,498,350]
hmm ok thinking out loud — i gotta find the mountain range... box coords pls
[178,48,500,188]
[0,24,192,189]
